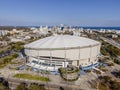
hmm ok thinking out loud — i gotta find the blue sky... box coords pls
[0,0,120,26]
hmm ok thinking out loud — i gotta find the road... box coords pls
[100,36,120,49]
[0,66,97,90]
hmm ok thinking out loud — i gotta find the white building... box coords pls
[73,29,81,36]
[10,37,24,42]
[112,34,118,38]
[0,30,8,36]
[99,29,106,33]
[24,35,101,71]
[116,31,120,35]
[39,25,48,35]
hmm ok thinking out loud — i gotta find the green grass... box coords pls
[10,62,23,65]
[14,73,49,82]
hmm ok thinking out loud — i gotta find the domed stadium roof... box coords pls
[24,35,100,49]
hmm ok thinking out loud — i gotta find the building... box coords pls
[10,37,24,42]
[99,29,106,33]
[0,30,8,36]
[0,41,8,46]
[24,35,101,72]
[116,31,120,36]
[73,28,81,36]
[111,34,118,38]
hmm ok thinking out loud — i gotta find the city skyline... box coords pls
[0,0,120,26]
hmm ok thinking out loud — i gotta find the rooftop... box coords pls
[24,35,100,49]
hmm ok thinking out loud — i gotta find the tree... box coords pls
[0,80,8,90]
[16,42,25,46]
[29,83,45,90]
[12,53,18,58]
[101,76,111,83]
[110,81,120,90]
[114,59,120,65]
[15,83,26,90]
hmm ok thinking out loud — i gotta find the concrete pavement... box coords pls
[100,36,120,49]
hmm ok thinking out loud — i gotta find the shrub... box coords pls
[16,83,26,90]
[98,82,109,90]
[100,76,111,83]
[29,83,45,90]
[12,53,18,58]
[108,62,114,66]
[114,59,120,65]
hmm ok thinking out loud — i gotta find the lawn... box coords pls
[14,73,49,82]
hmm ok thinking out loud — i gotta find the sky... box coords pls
[0,0,120,26]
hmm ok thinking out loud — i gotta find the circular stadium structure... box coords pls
[24,35,101,72]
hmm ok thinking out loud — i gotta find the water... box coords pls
[36,26,120,30]
[12,26,120,30]
[79,27,120,30]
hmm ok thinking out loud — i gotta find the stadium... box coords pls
[24,35,101,72]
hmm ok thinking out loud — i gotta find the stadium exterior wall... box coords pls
[25,43,100,67]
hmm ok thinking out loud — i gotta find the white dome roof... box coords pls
[24,35,100,49]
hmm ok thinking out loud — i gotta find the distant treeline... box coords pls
[0,26,30,30]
